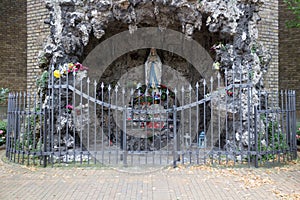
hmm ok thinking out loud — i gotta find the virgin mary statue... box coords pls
[145,48,162,88]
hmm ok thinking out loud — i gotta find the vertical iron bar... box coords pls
[101,83,104,164]
[196,82,199,165]
[285,90,290,161]
[115,85,118,164]
[292,91,297,159]
[80,78,83,163]
[173,105,177,168]
[39,89,43,165]
[5,94,11,158]
[13,93,18,163]
[123,106,127,166]
[265,92,269,164]
[94,80,97,164]
[58,76,62,164]
[166,88,170,165]
[51,68,55,165]
[280,90,285,162]
[33,92,37,165]
[87,78,90,165]
[271,91,275,164]
[203,80,206,164]
[247,68,251,167]
[108,85,111,164]
[210,77,214,152]
[232,66,236,158]
[27,92,32,165]
[43,107,48,167]
[254,106,258,168]
[181,86,184,153]
[217,73,221,152]
[276,91,280,163]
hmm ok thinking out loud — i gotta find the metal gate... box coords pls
[5,72,297,168]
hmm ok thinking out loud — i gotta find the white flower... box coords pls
[242,32,247,41]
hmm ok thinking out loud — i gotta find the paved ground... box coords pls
[0,150,299,200]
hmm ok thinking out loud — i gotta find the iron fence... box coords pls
[5,72,297,168]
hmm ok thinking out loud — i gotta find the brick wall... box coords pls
[27,0,49,93]
[257,0,279,92]
[0,0,27,92]
[279,0,300,118]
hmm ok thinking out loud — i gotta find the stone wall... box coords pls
[279,0,300,118]
[257,0,279,92]
[27,0,50,93]
[0,0,27,92]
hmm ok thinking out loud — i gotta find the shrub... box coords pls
[0,120,7,146]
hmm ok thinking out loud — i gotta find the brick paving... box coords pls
[0,150,299,200]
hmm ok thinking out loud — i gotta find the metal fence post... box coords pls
[123,106,127,167]
[254,106,258,168]
[173,105,178,168]
[43,107,48,168]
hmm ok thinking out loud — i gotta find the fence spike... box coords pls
[115,85,119,93]
[203,79,206,86]
[181,86,185,93]
[210,76,214,83]
[174,87,177,95]
[101,82,104,89]
[122,87,125,94]
[217,72,221,80]
[196,82,199,88]
[87,77,90,84]
[94,80,97,86]
[130,88,134,95]
[108,85,111,91]
[166,89,169,95]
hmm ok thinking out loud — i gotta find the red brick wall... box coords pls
[257,0,279,92]
[27,0,49,93]
[279,0,300,118]
[0,0,27,92]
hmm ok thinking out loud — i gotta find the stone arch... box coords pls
[83,27,216,90]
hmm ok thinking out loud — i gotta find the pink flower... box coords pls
[0,130,3,135]
[66,105,73,110]
[74,62,82,68]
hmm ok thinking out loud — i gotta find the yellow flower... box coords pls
[68,63,74,69]
[53,70,61,78]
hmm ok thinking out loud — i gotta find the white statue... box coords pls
[145,48,162,88]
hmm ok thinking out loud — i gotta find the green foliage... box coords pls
[0,88,9,104]
[36,71,49,89]
[0,120,7,146]
[257,121,289,161]
[13,107,43,151]
[284,0,300,28]
[267,121,289,150]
